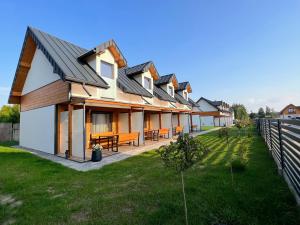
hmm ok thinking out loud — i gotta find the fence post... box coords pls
[269,120,273,151]
[277,119,284,172]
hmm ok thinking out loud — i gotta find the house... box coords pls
[279,104,300,119]
[195,97,233,127]
[8,26,196,161]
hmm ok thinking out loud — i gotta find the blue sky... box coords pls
[1,0,300,112]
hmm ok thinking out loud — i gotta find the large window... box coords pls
[144,77,152,90]
[92,113,112,133]
[168,86,173,96]
[288,108,295,113]
[100,61,114,79]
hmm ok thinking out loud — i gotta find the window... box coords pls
[100,61,114,79]
[288,108,295,113]
[183,91,188,100]
[92,113,112,133]
[168,86,173,96]
[144,77,152,90]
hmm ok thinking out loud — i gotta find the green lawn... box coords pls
[201,126,216,131]
[0,129,299,225]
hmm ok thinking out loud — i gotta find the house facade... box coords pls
[9,27,199,160]
[195,97,233,127]
[280,104,300,119]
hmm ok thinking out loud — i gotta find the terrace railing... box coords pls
[256,118,300,203]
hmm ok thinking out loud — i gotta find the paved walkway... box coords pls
[14,127,220,172]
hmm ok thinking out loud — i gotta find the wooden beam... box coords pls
[159,112,162,129]
[128,109,132,133]
[68,104,73,156]
[190,114,193,131]
[177,114,180,126]
[12,91,22,96]
[86,109,91,149]
[20,61,31,68]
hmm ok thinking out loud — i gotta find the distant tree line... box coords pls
[0,105,20,123]
[249,106,278,119]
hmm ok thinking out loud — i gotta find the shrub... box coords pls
[230,157,246,172]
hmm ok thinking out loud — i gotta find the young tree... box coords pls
[157,134,208,225]
[265,106,271,117]
[249,112,257,119]
[258,107,265,118]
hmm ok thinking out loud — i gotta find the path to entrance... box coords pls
[15,128,220,172]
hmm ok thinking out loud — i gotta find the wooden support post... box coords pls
[190,114,193,132]
[68,104,73,156]
[86,109,91,149]
[128,109,132,133]
[116,111,119,133]
[159,112,162,129]
[177,114,180,126]
[56,105,62,154]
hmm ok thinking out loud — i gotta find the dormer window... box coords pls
[183,91,188,100]
[101,61,114,79]
[144,77,152,90]
[168,86,173,96]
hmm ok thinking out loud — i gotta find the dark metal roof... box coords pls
[78,39,127,67]
[28,27,109,88]
[177,82,189,91]
[125,61,157,76]
[117,67,153,98]
[154,74,174,86]
[153,86,176,102]
[188,98,199,107]
[175,93,191,106]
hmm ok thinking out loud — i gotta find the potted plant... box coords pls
[91,144,102,162]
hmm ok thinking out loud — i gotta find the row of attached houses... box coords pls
[8,27,233,161]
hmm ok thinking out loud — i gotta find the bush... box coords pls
[230,157,246,172]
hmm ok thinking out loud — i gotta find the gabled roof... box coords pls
[196,97,220,110]
[280,104,300,114]
[153,86,176,102]
[9,26,111,103]
[78,39,127,68]
[176,81,192,93]
[155,73,178,87]
[175,93,191,106]
[197,97,231,112]
[188,98,199,107]
[117,67,153,98]
[125,61,159,80]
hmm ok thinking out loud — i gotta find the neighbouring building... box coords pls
[195,97,233,127]
[8,26,201,161]
[280,104,300,119]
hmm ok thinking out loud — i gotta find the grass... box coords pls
[201,126,216,131]
[0,128,299,225]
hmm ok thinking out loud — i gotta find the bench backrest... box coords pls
[91,131,114,139]
[119,132,139,142]
[159,128,169,134]
[176,126,183,132]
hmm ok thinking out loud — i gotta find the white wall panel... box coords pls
[131,112,144,143]
[20,105,55,154]
[119,113,129,133]
[72,109,84,158]
[161,113,172,137]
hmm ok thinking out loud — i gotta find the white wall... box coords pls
[119,113,129,133]
[72,109,84,158]
[22,49,60,95]
[200,116,214,126]
[172,114,179,127]
[192,115,201,130]
[20,105,55,154]
[161,113,172,137]
[161,82,174,97]
[180,114,190,133]
[131,112,144,144]
[197,99,218,112]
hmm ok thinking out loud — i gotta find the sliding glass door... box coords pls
[92,113,112,133]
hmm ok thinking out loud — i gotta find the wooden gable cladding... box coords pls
[280,104,300,115]
[171,76,179,89]
[9,35,37,104]
[108,45,126,68]
[20,80,69,112]
[148,64,159,80]
[186,83,192,93]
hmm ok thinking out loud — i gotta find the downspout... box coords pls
[83,102,86,161]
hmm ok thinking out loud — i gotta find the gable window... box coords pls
[168,86,173,96]
[101,61,114,79]
[288,108,295,113]
[144,77,152,90]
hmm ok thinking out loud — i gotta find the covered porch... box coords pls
[55,99,191,162]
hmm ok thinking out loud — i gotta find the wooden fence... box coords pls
[0,123,19,142]
[256,119,300,203]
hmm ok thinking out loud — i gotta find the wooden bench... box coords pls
[173,126,183,135]
[118,132,140,146]
[90,132,114,149]
[159,128,170,139]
